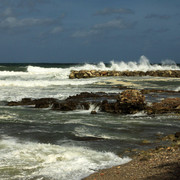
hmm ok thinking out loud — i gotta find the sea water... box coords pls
[0,56,180,180]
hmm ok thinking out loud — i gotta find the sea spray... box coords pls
[0,56,179,80]
[0,56,179,102]
[175,86,180,92]
[110,56,180,72]
[88,103,100,112]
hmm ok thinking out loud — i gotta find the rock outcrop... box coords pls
[69,70,180,79]
[101,90,146,114]
[147,97,180,114]
[7,98,57,108]
[7,97,90,111]
[6,90,180,115]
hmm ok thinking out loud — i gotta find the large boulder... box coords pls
[118,89,146,114]
[101,90,146,114]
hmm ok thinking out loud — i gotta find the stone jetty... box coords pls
[69,70,180,79]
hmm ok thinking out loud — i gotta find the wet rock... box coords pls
[175,132,180,139]
[91,110,97,114]
[118,89,146,114]
[140,89,180,94]
[73,136,103,141]
[66,92,118,102]
[101,90,146,114]
[52,101,90,111]
[34,98,58,108]
[52,101,77,111]
[6,89,180,115]
[7,98,34,106]
[7,98,57,108]
[69,70,180,79]
[147,98,180,114]
[162,134,176,141]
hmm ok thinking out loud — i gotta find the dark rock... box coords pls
[141,89,180,94]
[91,110,97,114]
[7,98,34,106]
[7,98,58,108]
[52,101,77,111]
[34,98,58,108]
[147,98,180,114]
[69,70,180,79]
[101,90,146,114]
[73,136,104,141]
[6,89,180,115]
[175,132,180,139]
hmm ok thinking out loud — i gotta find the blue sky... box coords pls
[0,0,180,63]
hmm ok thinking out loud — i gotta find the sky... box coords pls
[0,0,180,63]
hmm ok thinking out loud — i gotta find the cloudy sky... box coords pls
[0,0,180,63]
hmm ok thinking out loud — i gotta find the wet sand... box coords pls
[83,144,180,180]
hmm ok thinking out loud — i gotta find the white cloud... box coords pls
[51,26,63,34]
[0,8,14,17]
[94,8,134,16]
[145,14,171,20]
[72,19,136,38]
[72,29,98,38]
[0,16,56,29]
[93,19,128,30]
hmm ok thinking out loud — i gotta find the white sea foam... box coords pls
[0,71,27,76]
[129,111,147,117]
[0,136,131,180]
[175,86,180,92]
[73,127,120,140]
[56,104,101,115]
[0,56,179,80]
[110,56,180,71]
[0,79,98,87]
[0,56,179,101]
[26,56,179,75]
[88,103,100,112]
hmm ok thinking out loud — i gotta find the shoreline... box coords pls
[83,133,180,180]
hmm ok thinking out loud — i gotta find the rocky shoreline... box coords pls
[83,132,180,180]
[69,70,180,79]
[5,88,180,179]
[7,89,180,115]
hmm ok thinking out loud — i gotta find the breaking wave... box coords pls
[26,56,179,77]
[0,56,179,80]
[175,86,180,92]
[0,136,131,180]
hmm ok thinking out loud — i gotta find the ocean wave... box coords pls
[0,136,131,180]
[0,56,179,80]
[26,56,180,75]
[0,79,98,87]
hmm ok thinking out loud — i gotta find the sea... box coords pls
[0,56,180,180]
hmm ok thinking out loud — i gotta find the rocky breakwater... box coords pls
[69,70,180,79]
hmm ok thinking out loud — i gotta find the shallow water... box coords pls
[0,59,180,180]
